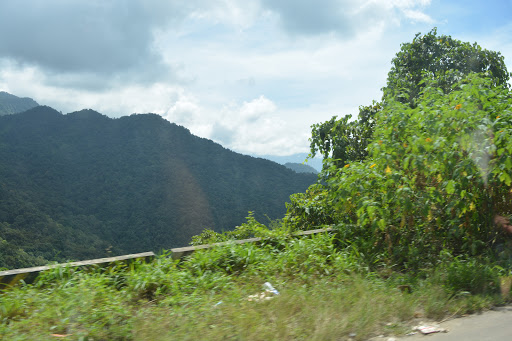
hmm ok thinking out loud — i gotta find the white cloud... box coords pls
[6,0,510,160]
[0,60,180,116]
[402,9,434,23]
[162,94,311,155]
[210,95,307,155]
[163,91,214,137]
[0,3,402,155]
[0,1,174,74]
[239,95,277,122]
[191,0,262,30]
[259,0,434,37]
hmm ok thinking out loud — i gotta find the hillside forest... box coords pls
[0,107,316,269]
[0,91,38,117]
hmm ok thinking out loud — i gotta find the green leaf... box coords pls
[446,180,456,195]
[505,157,512,170]
[499,172,512,186]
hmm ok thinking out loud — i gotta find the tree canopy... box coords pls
[309,28,511,172]
[288,30,512,269]
[386,28,511,106]
[309,102,380,170]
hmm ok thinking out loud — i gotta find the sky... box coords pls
[0,0,511,158]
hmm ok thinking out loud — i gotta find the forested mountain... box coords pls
[284,163,318,174]
[0,91,39,116]
[259,153,322,172]
[0,106,317,269]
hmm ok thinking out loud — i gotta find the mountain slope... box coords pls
[0,106,317,268]
[257,153,323,172]
[284,162,318,174]
[0,91,39,116]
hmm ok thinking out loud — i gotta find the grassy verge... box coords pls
[0,232,508,340]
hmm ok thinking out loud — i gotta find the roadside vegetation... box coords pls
[0,231,508,340]
[1,28,512,340]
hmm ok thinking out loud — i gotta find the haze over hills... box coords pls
[0,104,317,269]
[284,163,318,174]
[0,91,39,116]
[257,153,323,172]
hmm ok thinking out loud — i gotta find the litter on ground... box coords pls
[413,323,448,334]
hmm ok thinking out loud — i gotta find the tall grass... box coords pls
[0,231,507,340]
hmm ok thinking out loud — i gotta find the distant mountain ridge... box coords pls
[0,91,39,116]
[256,153,323,172]
[0,105,317,269]
[284,162,318,174]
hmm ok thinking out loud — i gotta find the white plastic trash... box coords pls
[413,324,447,334]
[263,282,279,295]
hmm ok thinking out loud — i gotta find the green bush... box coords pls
[190,211,286,245]
[440,256,500,295]
[287,72,512,269]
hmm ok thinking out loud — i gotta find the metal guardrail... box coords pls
[170,227,333,259]
[0,251,155,290]
[0,227,334,290]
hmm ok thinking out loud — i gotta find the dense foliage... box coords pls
[0,231,506,340]
[309,102,380,170]
[288,31,512,269]
[0,107,316,269]
[309,28,511,172]
[189,31,512,271]
[386,28,511,106]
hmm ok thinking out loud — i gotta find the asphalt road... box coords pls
[399,305,512,341]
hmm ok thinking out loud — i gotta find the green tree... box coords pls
[290,72,512,268]
[309,102,380,171]
[309,29,511,173]
[386,28,511,107]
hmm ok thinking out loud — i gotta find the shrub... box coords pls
[287,72,512,269]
